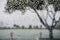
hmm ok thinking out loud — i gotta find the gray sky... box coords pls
[0,0,41,27]
[0,0,60,27]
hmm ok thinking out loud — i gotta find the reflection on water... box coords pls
[0,29,60,40]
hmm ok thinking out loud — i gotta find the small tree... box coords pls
[40,25,42,29]
[5,0,60,40]
[14,24,20,28]
[34,25,39,29]
[21,26,25,29]
[28,25,32,29]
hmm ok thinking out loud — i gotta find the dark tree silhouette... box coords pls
[21,26,25,29]
[40,25,42,29]
[5,0,60,40]
[14,24,20,28]
[28,25,32,29]
[34,25,39,29]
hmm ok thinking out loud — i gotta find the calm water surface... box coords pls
[0,29,60,40]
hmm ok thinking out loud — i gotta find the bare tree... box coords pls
[5,0,60,40]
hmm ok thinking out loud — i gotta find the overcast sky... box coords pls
[0,0,60,27]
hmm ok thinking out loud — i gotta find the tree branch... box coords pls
[54,17,60,27]
[51,12,57,28]
[31,7,50,29]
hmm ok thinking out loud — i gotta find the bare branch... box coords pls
[51,12,57,28]
[44,0,53,20]
[31,6,50,29]
[54,17,60,27]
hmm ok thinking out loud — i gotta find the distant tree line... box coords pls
[0,24,60,29]
[13,24,43,29]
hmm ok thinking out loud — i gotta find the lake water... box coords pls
[0,29,60,40]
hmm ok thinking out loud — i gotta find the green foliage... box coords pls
[48,0,60,4]
[5,0,29,13]
[28,0,45,10]
[5,0,60,13]
[5,0,45,13]
[48,0,60,11]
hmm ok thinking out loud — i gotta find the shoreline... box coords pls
[0,28,60,30]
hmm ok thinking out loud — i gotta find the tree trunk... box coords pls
[49,29,53,40]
